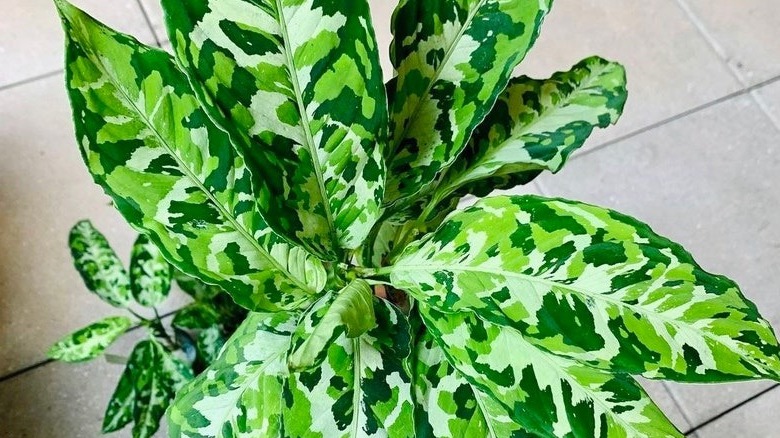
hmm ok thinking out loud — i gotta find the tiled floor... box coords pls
[1,0,778,437]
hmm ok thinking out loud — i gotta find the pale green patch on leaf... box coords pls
[69,220,131,308]
[47,316,132,363]
[287,279,376,371]
[55,0,326,312]
[196,326,226,365]
[160,0,388,256]
[435,56,627,202]
[390,195,780,382]
[386,0,553,206]
[130,233,173,307]
[421,305,683,437]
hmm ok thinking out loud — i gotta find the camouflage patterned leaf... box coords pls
[161,0,387,255]
[130,233,173,307]
[55,0,326,312]
[415,330,526,437]
[130,339,193,438]
[173,270,222,301]
[172,303,221,330]
[168,300,415,437]
[287,279,376,371]
[435,56,627,202]
[389,195,780,382]
[385,0,552,206]
[69,220,131,308]
[420,306,682,438]
[47,316,132,363]
[103,359,136,433]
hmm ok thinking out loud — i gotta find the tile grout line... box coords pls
[0,309,181,384]
[675,0,780,134]
[657,382,696,436]
[682,383,780,435]
[573,73,780,162]
[0,69,63,93]
[135,0,162,47]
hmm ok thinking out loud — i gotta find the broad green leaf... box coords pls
[130,233,173,307]
[160,0,387,255]
[55,0,326,312]
[415,330,525,437]
[173,270,222,301]
[287,279,376,371]
[421,306,682,437]
[47,316,132,363]
[385,0,553,206]
[168,300,414,437]
[389,195,780,381]
[172,303,221,330]
[130,339,193,438]
[69,220,131,307]
[434,56,627,201]
[103,359,136,433]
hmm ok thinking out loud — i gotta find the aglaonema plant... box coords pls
[53,0,780,436]
[48,221,245,437]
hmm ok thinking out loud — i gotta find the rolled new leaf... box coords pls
[437,56,628,201]
[129,234,172,307]
[385,0,553,206]
[168,301,414,437]
[160,0,387,255]
[389,195,780,382]
[420,305,682,437]
[287,279,376,371]
[69,220,131,308]
[47,315,132,362]
[54,0,326,312]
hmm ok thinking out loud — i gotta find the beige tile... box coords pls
[694,385,780,438]
[518,0,741,148]
[0,326,166,437]
[0,74,188,376]
[533,95,780,425]
[681,0,780,87]
[0,0,155,88]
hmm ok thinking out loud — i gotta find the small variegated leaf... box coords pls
[287,279,376,371]
[69,220,131,308]
[168,300,415,437]
[55,0,326,312]
[161,0,387,255]
[103,359,135,433]
[172,303,221,330]
[196,326,226,365]
[385,0,553,206]
[173,270,222,301]
[47,316,132,363]
[390,195,780,381]
[435,56,627,201]
[130,339,193,438]
[130,234,173,307]
[421,305,682,438]
[415,330,525,437]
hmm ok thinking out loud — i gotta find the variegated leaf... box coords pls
[421,305,682,437]
[197,325,226,364]
[389,195,780,381]
[69,220,131,308]
[174,270,222,301]
[130,233,173,307]
[287,279,376,371]
[47,316,132,363]
[130,339,193,438]
[55,0,326,312]
[168,300,414,437]
[172,303,221,330]
[415,330,526,437]
[385,0,552,206]
[103,359,136,433]
[434,56,627,202]
[161,0,387,255]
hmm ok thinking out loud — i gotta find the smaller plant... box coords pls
[47,220,246,438]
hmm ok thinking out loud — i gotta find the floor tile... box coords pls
[0,0,155,88]
[533,95,780,425]
[694,385,780,438]
[680,0,780,87]
[754,79,780,129]
[0,74,187,376]
[139,0,166,43]
[639,379,693,433]
[518,0,741,148]
[0,325,167,437]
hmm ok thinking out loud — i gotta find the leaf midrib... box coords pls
[397,262,775,375]
[76,27,311,293]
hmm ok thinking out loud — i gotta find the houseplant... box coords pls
[53,0,780,436]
